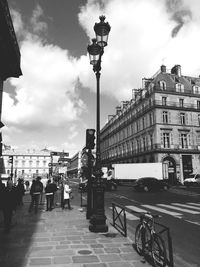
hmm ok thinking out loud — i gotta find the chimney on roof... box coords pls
[161,65,166,73]
[121,101,129,109]
[116,106,121,115]
[171,65,181,77]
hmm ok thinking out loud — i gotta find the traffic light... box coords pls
[86,129,95,149]
[8,156,13,164]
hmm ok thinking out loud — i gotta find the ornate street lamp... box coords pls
[87,16,111,233]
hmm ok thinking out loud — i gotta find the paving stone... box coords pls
[93,248,105,254]
[72,255,99,263]
[104,247,121,253]
[120,253,142,261]
[29,257,51,265]
[66,236,81,240]
[98,254,122,262]
[70,244,89,249]
[53,256,72,264]
[90,244,104,248]
[56,245,70,249]
[108,262,133,267]
[83,263,107,267]
[120,247,135,253]
[51,236,66,241]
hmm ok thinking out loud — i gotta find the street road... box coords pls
[104,185,200,267]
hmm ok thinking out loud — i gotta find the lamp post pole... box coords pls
[87,16,111,233]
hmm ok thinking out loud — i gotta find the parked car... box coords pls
[183,174,200,187]
[133,177,169,192]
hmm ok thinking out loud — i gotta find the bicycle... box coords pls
[135,212,167,267]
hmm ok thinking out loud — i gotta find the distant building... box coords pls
[100,65,200,184]
[67,151,82,179]
[2,148,51,184]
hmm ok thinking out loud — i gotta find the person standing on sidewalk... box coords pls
[2,180,17,233]
[16,178,25,206]
[62,179,72,210]
[45,179,56,211]
[28,177,43,214]
[0,178,5,210]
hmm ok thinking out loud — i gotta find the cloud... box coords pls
[30,4,48,34]
[78,0,200,100]
[3,7,86,131]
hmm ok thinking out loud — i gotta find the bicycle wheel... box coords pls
[151,234,167,267]
[135,223,151,255]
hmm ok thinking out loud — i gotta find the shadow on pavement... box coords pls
[0,193,45,267]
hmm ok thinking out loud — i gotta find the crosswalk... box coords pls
[110,202,200,224]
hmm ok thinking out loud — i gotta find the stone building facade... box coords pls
[2,148,51,184]
[100,65,200,184]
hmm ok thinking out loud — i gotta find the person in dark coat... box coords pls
[28,177,43,214]
[2,180,17,233]
[16,178,25,206]
[0,179,5,210]
[45,179,57,211]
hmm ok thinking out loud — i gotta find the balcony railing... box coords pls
[102,144,200,160]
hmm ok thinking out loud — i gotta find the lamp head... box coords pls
[87,38,101,66]
[94,15,111,47]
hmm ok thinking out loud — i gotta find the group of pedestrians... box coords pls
[0,176,73,233]
[0,178,25,233]
[28,176,73,213]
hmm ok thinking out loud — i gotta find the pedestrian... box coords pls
[2,180,17,233]
[25,180,30,191]
[62,179,72,210]
[51,179,58,208]
[16,178,25,206]
[45,179,56,211]
[0,178,5,210]
[28,176,43,214]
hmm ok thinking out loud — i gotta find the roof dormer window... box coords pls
[193,85,200,94]
[159,80,166,90]
[176,83,184,92]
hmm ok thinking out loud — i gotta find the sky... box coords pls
[2,0,200,157]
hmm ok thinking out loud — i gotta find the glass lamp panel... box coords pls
[89,54,100,65]
[96,34,109,47]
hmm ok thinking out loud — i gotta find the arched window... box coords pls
[159,80,166,90]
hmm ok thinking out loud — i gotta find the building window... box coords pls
[143,137,146,151]
[179,98,184,107]
[198,114,200,126]
[150,134,153,149]
[176,83,184,92]
[180,112,186,125]
[180,133,188,148]
[162,132,170,148]
[159,80,166,90]
[193,86,200,94]
[197,101,200,110]
[162,111,168,124]
[142,117,145,129]
[162,97,167,105]
[197,133,200,145]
